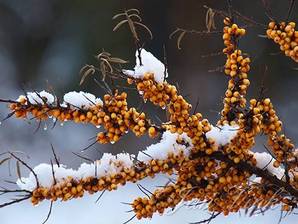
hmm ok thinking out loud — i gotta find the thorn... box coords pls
[122,214,136,224]
[50,143,60,167]
[72,152,94,163]
[41,201,53,224]
[95,190,106,203]
[9,152,39,188]
[80,141,98,152]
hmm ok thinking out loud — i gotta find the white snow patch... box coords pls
[16,90,104,111]
[206,124,239,146]
[63,91,103,109]
[16,132,192,191]
[26,91,55,105]
[16,153,134,191]
[251,176,262,184]
[254,152,285,179]
[16,95,26,102]
[137,131,193,163]
[123,48,168,83]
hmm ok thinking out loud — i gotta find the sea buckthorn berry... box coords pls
[266,21,298,62]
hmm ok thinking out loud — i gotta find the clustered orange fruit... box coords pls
[96,90,148,143]
[9,95,102,125]
[221,18,251,125]
[266,21,298,62]
[208,183,289,214]
[30,150,188,205]
[8,90,160,144]
[129,73,212,151]
[2,16,298,221]
[256,98,295,167]
[132,148,296,219]
[132,184,182,219]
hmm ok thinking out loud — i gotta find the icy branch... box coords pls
[16,131,192,191]
[123,48,168,83]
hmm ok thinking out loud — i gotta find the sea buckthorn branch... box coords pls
[256,98,297,171]
[219,17,297,183]
[207,151,298,199]
[266,21,298,62]
[1,11,298,224]
[131,183,183,219]
[7,131,193,206]
[209,2,298,63]
[1,90,102,121]
[1,90,165,144]
[241,96,298,186]
[220,17,250,125]
[130,148,298,220]
[28,159,175,206]
[80,49,211,146]
[127,73,211,143]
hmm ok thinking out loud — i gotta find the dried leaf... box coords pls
[79,65,96,85]
[100,58,113,73]
[109,57,129,64]
[126,8,140,14]
[16,161,22,181]
[206,8,216,32]
[134,22,153,40]
[112,12,126,20]
[0,157,10,166]
[169,28,181,39]
[96,51,111,59]
[177,31,186,50]
[100,61,108,81]
[128,13,142,22]
[113,19,128,32]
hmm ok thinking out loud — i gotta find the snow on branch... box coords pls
[26,91,55,105]
[63,91,103,109]
[123,48,168,83]
[254,152,285,179]
[205,124,239,146]
[16,131,192,192]
[1,12,298,223]
[137,131,193,162]
[17,90,103,109]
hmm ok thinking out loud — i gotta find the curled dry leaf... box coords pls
[206,7,216,32]
[79,65,96,85]
[0,157,10,166]
[112,9,153,42]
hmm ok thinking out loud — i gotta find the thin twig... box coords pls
[0,194,31,208]
[50,143,60,167]
[9,152,39,188]
[95,190,106,203]
[41,201,53,224]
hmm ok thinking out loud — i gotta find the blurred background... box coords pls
[0,0,297,223]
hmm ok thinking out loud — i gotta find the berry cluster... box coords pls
[132,184,182,219]
[221,19,251,125]
[266,21,298,62]
[1,16,298,222]
[8,90,158,144]
[129,73,212,153]
[9,94,102,125]
[30,151,188,205]
[96,91,148,144]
